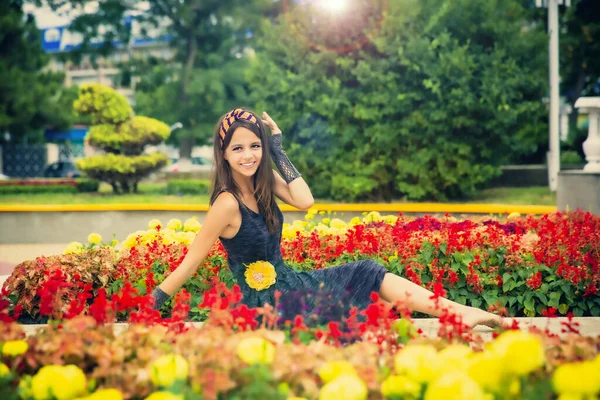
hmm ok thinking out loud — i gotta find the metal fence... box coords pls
[0,143,85,178]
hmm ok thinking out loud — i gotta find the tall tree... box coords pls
[247,0,548,201]
[41,0,278,156]
[0,0,75,144]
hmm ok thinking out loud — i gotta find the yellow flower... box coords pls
[145,393,183,400]
[32,365,87,400]
[0,362,9,378]
[237,337,275,365]
[553,360,600,396]
[87,233,102,244]
[318,361,356,383]
[383,215,398,225]
[167,219,183,231]
[244,261,277,291]
[380,375,421,399]
[148,219,162,229]
[321,217,331,225]
[394,345,440,383]
[468,350,505,392]
[507,212,521,221]
[349,217,361,226]
[319,374,367,400]
[424,371,485,400]
[436,345,472,375]
[363,211,382,223]
[64,241,84,255]
[183,217,202,232]
[2,340,29,357]
[150,354,189,388]
[77,388,124,400]
[490,330,545,376]
[329,218,347,229]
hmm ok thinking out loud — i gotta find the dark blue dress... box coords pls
[219,196,388,324]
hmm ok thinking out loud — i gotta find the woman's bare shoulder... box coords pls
[211,191,239,213]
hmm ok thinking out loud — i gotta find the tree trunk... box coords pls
[179,136,195,159]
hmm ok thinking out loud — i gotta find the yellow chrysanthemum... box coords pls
[148,219,162,230]
[468,350,505,392]
[78,388,124,400]
[236,337,275,365]
[145,393,184,400]
[150,354,189,388]
[394,345,440,383]
[244,261,276,291]
[64,241,84,255]
[321,217,331,225]
[319,374,367,400]
[87,233,102,244]
[183,217,202,232]
[318,361,356,383]
[436,345,472,375]
[380,375,421,399]
[490,330,545,376]
[167,219,183,231]
[363,211,382,223]
[2,340,29,357]
[329,218,347,229]
[349,216,362,226]
[0,362,9,378]
[32,365,87,400]
[553,360,600,396]
[424,372,485,400]
[383,215,399,225]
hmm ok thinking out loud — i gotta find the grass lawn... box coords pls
[0,183,556,205]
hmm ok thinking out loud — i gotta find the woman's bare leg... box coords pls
[378,273,505,328]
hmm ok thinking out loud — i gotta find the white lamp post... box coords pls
[535,0,570,191]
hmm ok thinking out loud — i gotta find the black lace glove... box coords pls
[268,134,301,184]
[151,287,170,310]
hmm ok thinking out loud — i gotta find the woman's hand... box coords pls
[262,111,282,135]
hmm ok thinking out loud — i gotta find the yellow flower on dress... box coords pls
[87,233,102,244]
[2,340,29,357]
[244,261,277,291]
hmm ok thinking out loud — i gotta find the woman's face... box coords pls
[223,126,263,178]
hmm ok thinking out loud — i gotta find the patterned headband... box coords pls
[219,108,260,147]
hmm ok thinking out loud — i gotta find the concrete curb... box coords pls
[17,317,600,341]
[0,203,557,215]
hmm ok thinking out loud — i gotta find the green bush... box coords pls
[0,185,77,195]
[73,84,132,125]
[75,178,100,193]
[560,150,584,165]
[166,179,210,195]
[87,116,170,154]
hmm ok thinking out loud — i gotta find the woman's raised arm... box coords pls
[155,192,239,297]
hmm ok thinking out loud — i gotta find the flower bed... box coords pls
[0,211,599,398]
[2,211,599,324]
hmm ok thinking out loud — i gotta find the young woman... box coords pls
[152,108,507,328]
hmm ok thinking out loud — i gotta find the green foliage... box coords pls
[0,184,77,195]
[248,0,548,201]
[73,84,132,125]
[0,1,75,143]
[87,116,170,154]
[74,84,171,193]
[166,179,210,195]
[76,153,169,193]
[75,178,100,193]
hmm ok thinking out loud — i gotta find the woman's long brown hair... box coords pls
[209,109,279,233]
